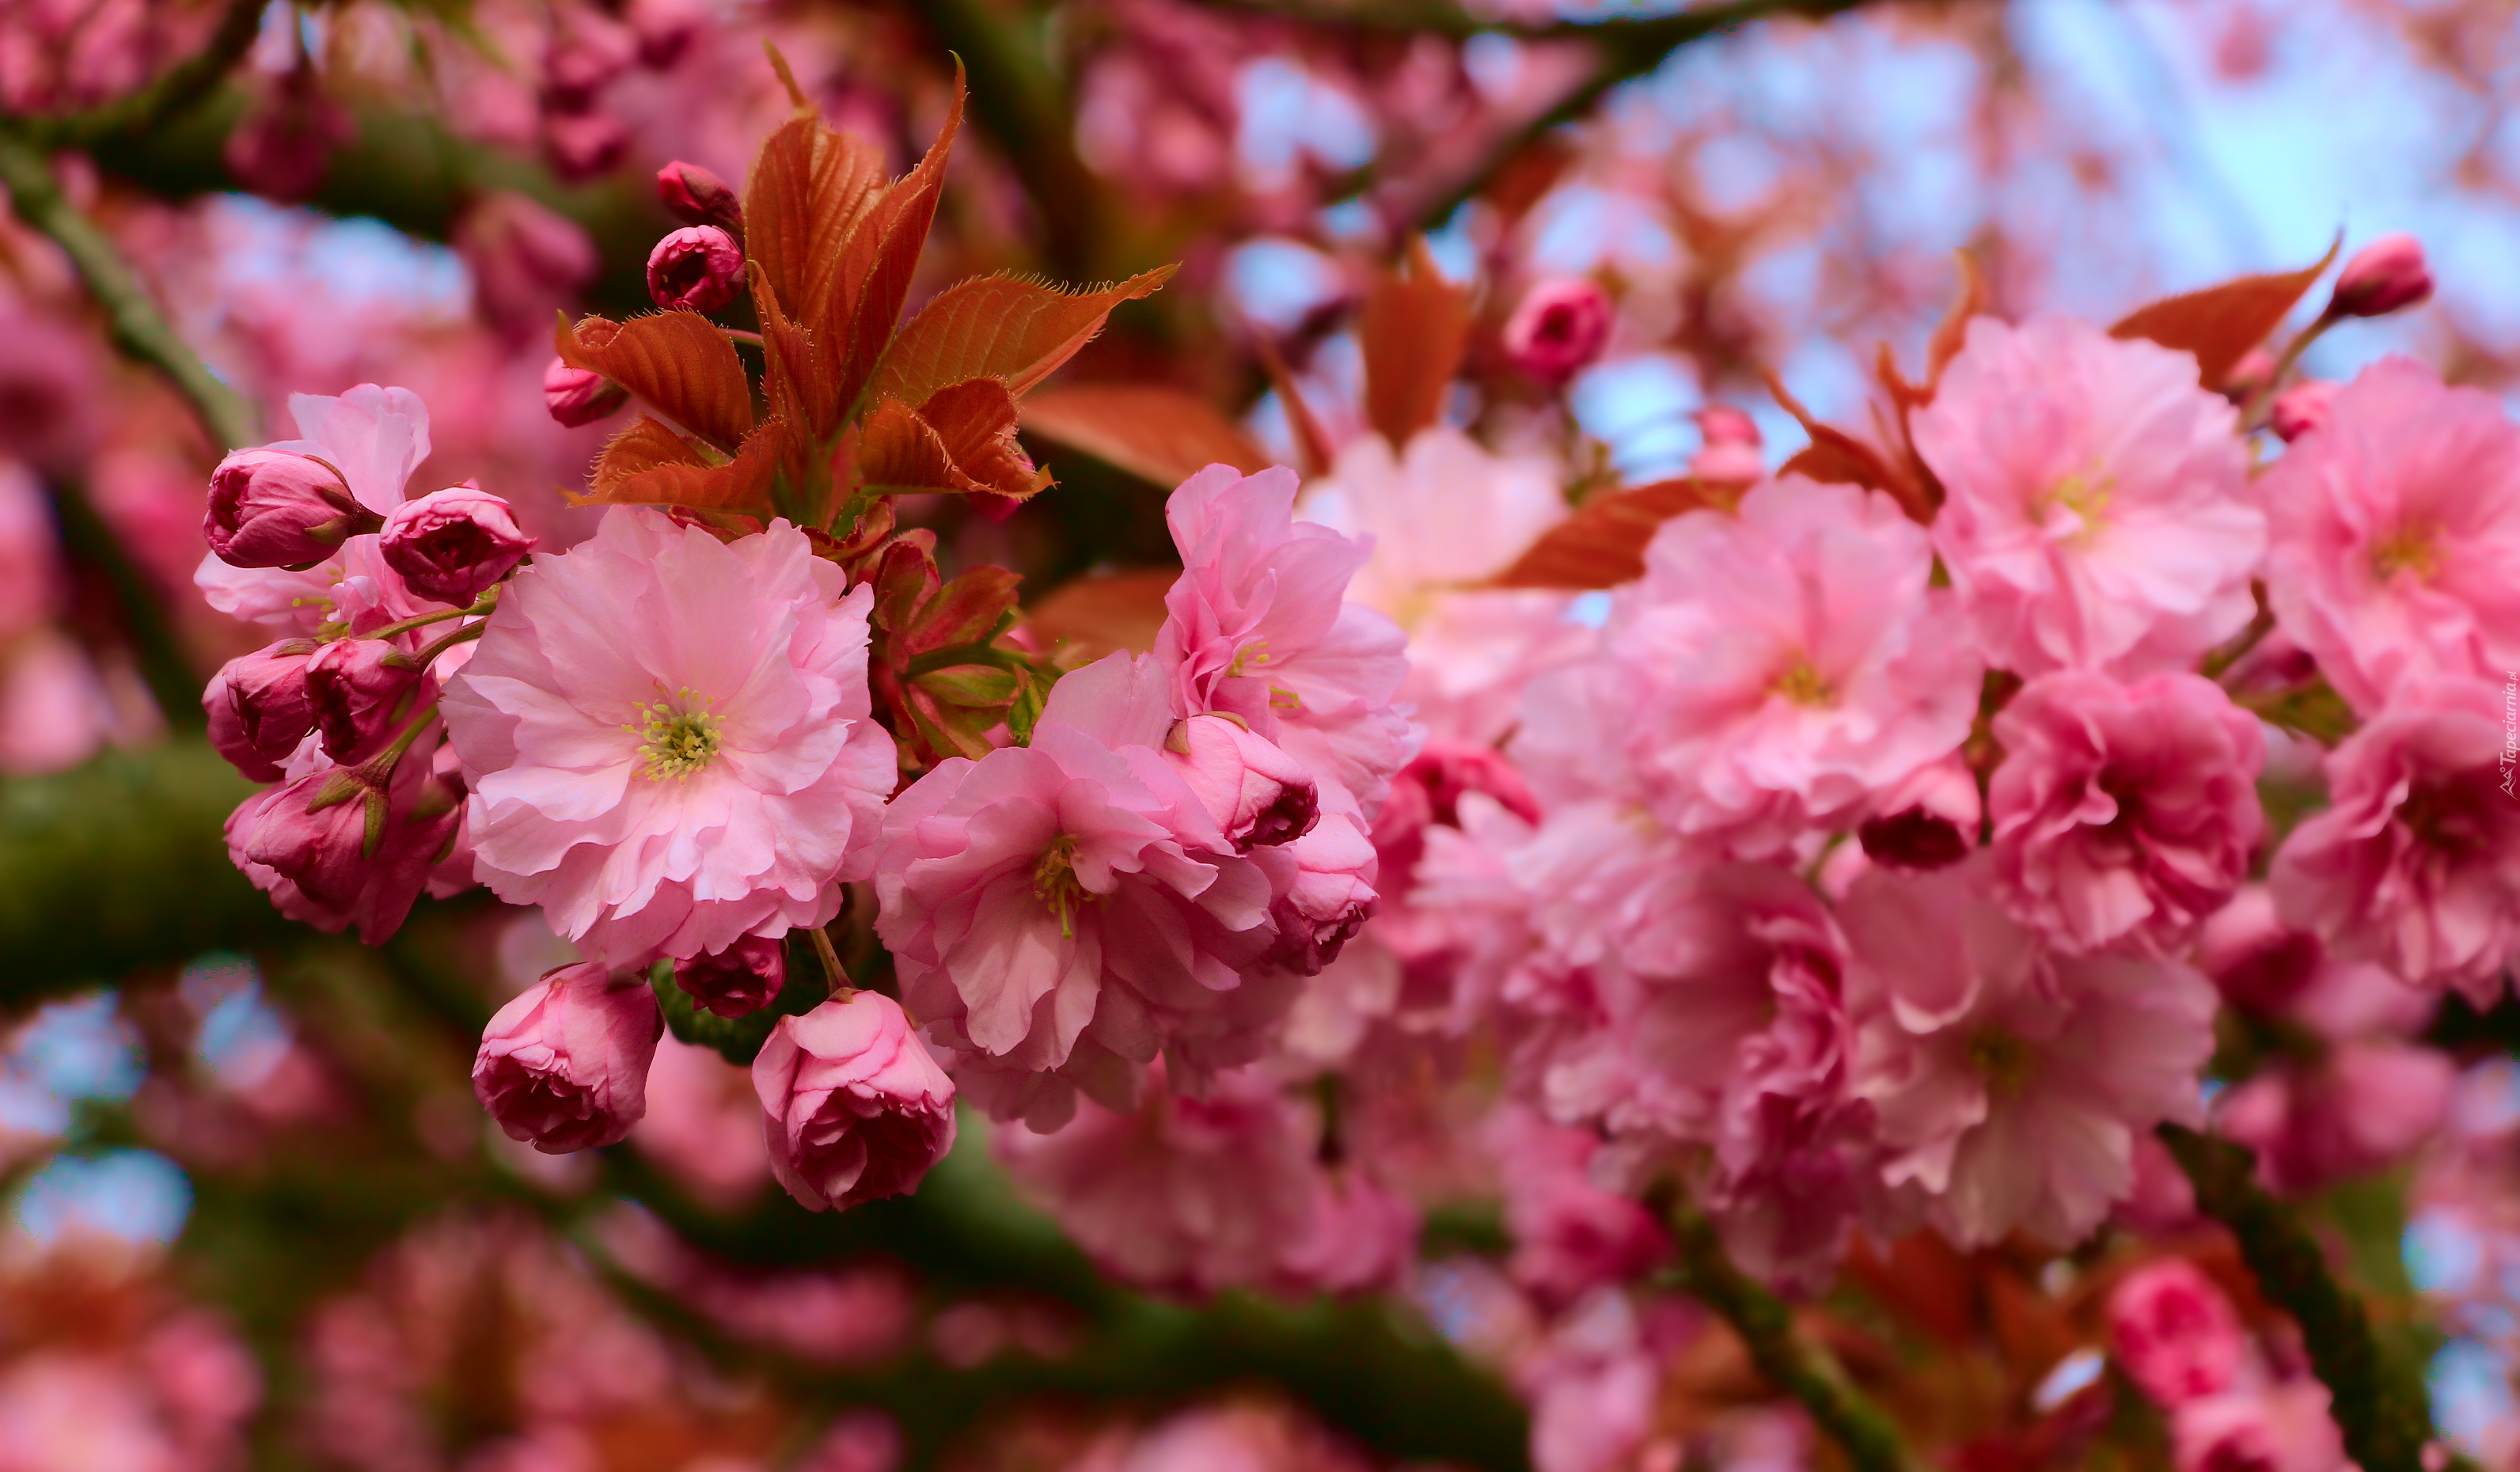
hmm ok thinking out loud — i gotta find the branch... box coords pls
[8,0,265,147]
[1197,0,1869,40]
[48,478,206,730]
[1665,1195,1912,1472]
[0,132,260,449]
[2158,1124,2436,1472]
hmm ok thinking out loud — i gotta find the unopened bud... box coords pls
[205,639,321,780]
[647,225,745,313]
[306,639,428,759]
[1501,277,1613,385]
[204,449,375,567]
[544,357,628,427]
[2269,380,2338,443]
[672,934,786,1018]
[382,484,536,605]
[2329,234,2433,319]
[655,160,743,239]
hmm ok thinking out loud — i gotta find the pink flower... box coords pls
[380,485,536,605]
[670,934,785,1019]
[1164,713,1317,851]
[471,962,664,1153]
[2329,233,2433,319]
[1843,857,2218,1248]
[2218,1041,2454,1196]
[202,448,373,567]
[1855,753,1980,871]
[2269,677,2520,999]
[753,991,958,1212]
[655,160,742,236]
[1258,810,1379,974]
[442,508,898,968]
[646,225,745,313]
[195,385,435,628]
[1987,670,2265,954]
[1156,464,1413,814]
[1487,1105,1668,1310]
[2258,357,2520,714]
[1501,277,1614,385]
[874,653,1276,1128]
[542,357,627,428]
[992,1061,1315,1296]
[2106,1258,2245,1408]
[632,1035,770,1211]
[222,63,353,202]
[305,638,431,760]
[1372,740,1541,882]
[2269,380,2337,443]
[454,191,598,332]
[1603,475,1980,856]
[2169,1384,2349,1472]
[225,733,463,944]
[203,639,318,780]
[1915,315,2264,677]
[1273,1168,1419,1296]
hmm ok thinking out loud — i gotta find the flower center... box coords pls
[1228,640,1270,677]
[2044,467,2113,535]
[1033,834,1095,939]
[629,689,722,780]
[1967,1027,2034,1101]
[2371,525,2441,582]
[1772,657,1835,708]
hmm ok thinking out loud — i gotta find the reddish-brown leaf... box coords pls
[575,417,795,514]
[1361,237,1472,447]
[751,267,840,444]
[1023,568,1177,660]
[742,114,886,352]
[1762,367,1930,521]
[918,378,1046,501]
[554,311,755,453]
[1019,383,1270,488]
[2109,237,2341,389]
[913,564,1024,654]
[1486,478,1716,590]
[859,400,958,495]
[1254,334,1332,478]
[871,267,1176,410]
[831,66,966,416]
[1880,249,1991,415]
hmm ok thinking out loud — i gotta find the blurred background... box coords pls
[2,0,2519,1468]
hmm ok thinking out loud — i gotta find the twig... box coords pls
[2158,1124,2435,1472]
[0,131,259,450]
[1664,1193,1912,1472]
[9,0,266,146]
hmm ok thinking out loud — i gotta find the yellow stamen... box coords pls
[627,688,722,780]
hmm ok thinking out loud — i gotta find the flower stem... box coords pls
[810,926,847,990]
[1663,1194,1913,1472]
[0,132,259,450]
[2157,1123,2435,1472]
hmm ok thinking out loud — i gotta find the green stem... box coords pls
[47,477,204,729]
[2240,311,2338,432]
[2158,1124,2435,1472]
[11,0,264,146]
[0,132,259,450]
[1664,1195,1911,1472]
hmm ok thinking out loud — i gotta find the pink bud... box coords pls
[1165,715,1318,852]
[222,64,355,203]
[230,768,378,912]
[474,962,665,1154]
[545,107,628,181]
[753,991,958,1212]
[541,3,637,104]
[2268,380,2338,443]
[203,639,320,780]
[1501,277,1613,385]
[381,484,535,605]
[454,192,598,332]
[1690,440,1764,485]
[655,160,742,238]
[1263,814,1379,975]
[543,357,628,427]
[2107,1258,2246,1409]
[2223,347,2279,400]
[226,745,460,943]
[2329,233,2433,318]
[625,0,707,68]
[1698,404,1763,446]
[673,934,786,1019]
[203,449,372,567]
[1856,755,1979,871]
[305,639,427,759]
[647,225,745,313]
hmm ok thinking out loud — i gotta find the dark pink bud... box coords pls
[203,449,374,567]
[1372,741,1539,879]
[221,64,354,203]
[647,226,745,313]
[230,768,376,912]
[2106,1258,2245,1409]
[545,108,628,182]
[2329,233,2433,318]
[1501,277,1613,385]
[543,357,628,427]
[541,4,637,105]
[2268,379,2338,443]
[474,962,664,1153]
[625,0,705,68]
[381,484,535,605]
[655,160,742,238]
[454,192,598,332]
[305,639,427,759]
[1165,715,1317,852]
[752,992,957,1212]
[204,639,321,780]
[1264,814,1379,975]
[226,739,460,943]
[672,934,786,1018]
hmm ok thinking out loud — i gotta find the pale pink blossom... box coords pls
[1255,809,1379,974]
[472,962,664,1153]
[1987,670,2265,954]
[2259,357,2520,714]
[1157,464,1413,814]
[442,507,898,967]
[1272,1168,1419,1296]
[1163,713,1317,852]
[2169,1384,2349,1472]
[1915,315,2264,677]
[753,991,957,1212]
[1844,858,2218,1249]
[2106,1258,2245,1408]
[1487,1105,1668,1310]
[2269,677,2520,1000]
[1603,475,1979,856]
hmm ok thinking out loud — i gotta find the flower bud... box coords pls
[2328,233,2433,318]
[545,108,628,181]
[222,63,355,203]
[753,991,958,1212]
[231,768,377,911]
[454,192,598,332]
[1501,277,1613,385]
[203,449,374,567]
[1165,715,1317,851]
[306,639,427,759]
[381,484,536,605]
[204,639,321,780]
[1856,755,1979,871]
[647,225,745,313]
[655,160,743,239]
[543,357,628,427]
[2268,379,2337,443]
[2106,1258,2245,1409]
[473,962,664,1154]
[1263,813,1379,975]
[672,934,786,1018]
[1690,403,1765,484]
